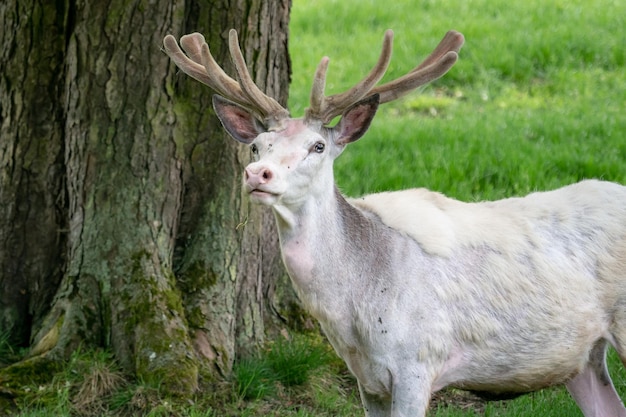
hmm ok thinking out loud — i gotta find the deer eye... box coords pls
[313,142,325,153]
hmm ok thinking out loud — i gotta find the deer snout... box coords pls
[244,165,274,189]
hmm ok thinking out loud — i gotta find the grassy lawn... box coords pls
[289,0,625,201]
[7,0,625,416]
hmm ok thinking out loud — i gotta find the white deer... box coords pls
[163,29,626,417]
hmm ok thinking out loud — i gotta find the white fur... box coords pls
[349,181,622,258]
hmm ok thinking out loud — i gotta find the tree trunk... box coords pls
[0,0,295,397]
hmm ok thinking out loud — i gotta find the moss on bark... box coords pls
[0,356,62,392]
[124,251,198,394]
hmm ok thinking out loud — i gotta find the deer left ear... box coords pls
[334,94,380,146]
[213,95,266,144]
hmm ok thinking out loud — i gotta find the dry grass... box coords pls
[71,360,126,416]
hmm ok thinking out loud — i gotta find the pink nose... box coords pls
[244,166,273,186]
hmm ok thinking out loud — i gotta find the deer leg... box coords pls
[566,340,626,417]
[358,382,391,417]
[389,366,432,417]
[611,300,626,368]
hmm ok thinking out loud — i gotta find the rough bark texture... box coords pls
[0,0,296,397]
[173,1,295,377]
[0,0,68,348]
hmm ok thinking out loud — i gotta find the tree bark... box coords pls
[0,0,68,349]
[174,1,294,377]
[0,0,295,397]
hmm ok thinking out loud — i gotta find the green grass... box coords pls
[3,336,357,417]
[228,333,362,416]
[233,333,334,400]
[263,333,334,387]
[289,0,625,202]
[0,327,17,366]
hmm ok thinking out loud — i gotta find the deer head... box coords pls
[163,29,464,208]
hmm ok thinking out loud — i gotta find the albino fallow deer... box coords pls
[163,29,626,417]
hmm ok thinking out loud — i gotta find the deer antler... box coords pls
[306,30,464,125]
[163,29,290,129]
[306,30,394,125]
[164,29,463,128]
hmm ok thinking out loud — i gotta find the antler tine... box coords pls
[306,30,394,124]
[164,32,251,107]
[163,31,289,129]
[227,29,290,128]
[309,56,330,119]
[163,34,220,88]
[411,30,464,72]
[371,30,464,104]
[183,34,253,104]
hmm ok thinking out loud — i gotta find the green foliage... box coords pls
[265,334,334,387]
[8,348,124,416]
[2,335,344,416]
[3,348,222,417]
[0,327,17,366]
[228,333,362,416]
[233,357,276,400]
[233,333,335,400]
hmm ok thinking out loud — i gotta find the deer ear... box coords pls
[213,95,266,144]
[334,94,380,146]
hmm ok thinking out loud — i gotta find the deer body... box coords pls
[164,29,626,416]
[242,117,626,416]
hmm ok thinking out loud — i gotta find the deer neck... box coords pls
[272,184,355,245]
[271,186,377,321]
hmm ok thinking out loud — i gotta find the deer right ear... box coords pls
[334,94,380,146]
[212,95,266,144]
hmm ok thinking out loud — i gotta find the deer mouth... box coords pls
[248,188,280,204]
[250,189,275,197]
